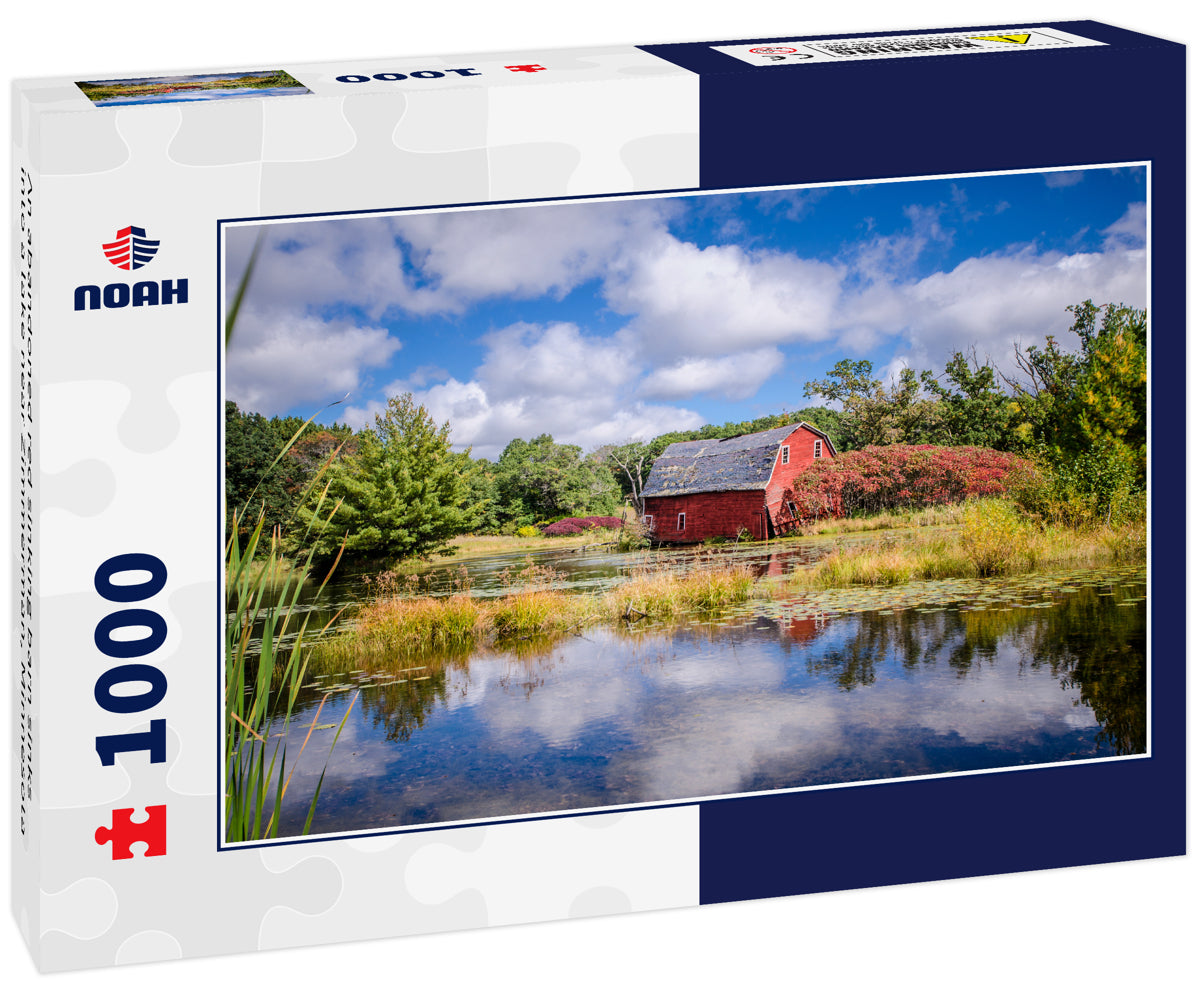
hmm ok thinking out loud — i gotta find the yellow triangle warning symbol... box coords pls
[970,33,1032,44]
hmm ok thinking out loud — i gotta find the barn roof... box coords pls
[642,422,834,498]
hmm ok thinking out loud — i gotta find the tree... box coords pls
[289,429,358,487]
[493,434,621,525]
[922,350,1014,450]
[225,401,299,536]
[1006,301,1147,481]
[458,455,501,534]
[598,441,657,516]
[1066,303,1147,480]
[805,360,941,449]
[300,394,481,563]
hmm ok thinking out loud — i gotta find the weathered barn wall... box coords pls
[764,425,832,530]
[643,489,767,542]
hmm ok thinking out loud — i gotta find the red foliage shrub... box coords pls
[540,516,624,536]
[789,445,1033,521]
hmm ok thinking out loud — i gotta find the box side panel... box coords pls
[694,40,1185,904]
[11,83,42,968]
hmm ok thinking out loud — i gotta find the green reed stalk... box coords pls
[224,250,357,840]
[224,495,352,840]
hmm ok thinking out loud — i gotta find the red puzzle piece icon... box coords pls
[95,805,167,860]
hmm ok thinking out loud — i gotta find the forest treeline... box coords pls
[226,301,1146,563]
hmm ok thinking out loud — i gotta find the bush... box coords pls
[789,444,1032,522]
[1009,446,1144,528]
[515,525,539,538]
[959,499,1042,575]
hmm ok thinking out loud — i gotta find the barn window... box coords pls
[642,514,654,531]
[814,439,823,458]
[781,445,790,465]
[677,512,686,532]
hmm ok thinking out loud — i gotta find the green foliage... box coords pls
[1008,301,1146,485]
[456,455,501,534]
[268,413,354,444]
[1010,446,1144,528]
[922,351,1015,449]
[300,394,482,564]
[225,481,353,841]
[804,358,880,406]
[805,360,943,449]
[959,499,1040,576]
[492,434,621,525]
[225,402,300,536]
[1069,306,1146,479]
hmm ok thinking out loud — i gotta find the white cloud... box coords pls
[226,307,400,415]
[893,244,1147,371]
[1043,170,1086,188]
[229,183,1147,435]
[393,199,672,305]
[1103,202,1147,251]
[225,219,451,320]
[345,321,703,458]
[638,348,785,401]
[608,235,845,361]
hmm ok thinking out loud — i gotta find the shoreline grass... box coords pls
[315,561,755,668]
[315,505,1145,668]
[791,509,1146,589]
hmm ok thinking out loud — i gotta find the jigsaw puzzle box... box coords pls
[11,20,1184,971]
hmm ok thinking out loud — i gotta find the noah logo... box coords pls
[102,225,160,270]
[74,225,187,311]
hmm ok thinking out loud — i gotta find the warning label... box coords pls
[714,27,1104,67]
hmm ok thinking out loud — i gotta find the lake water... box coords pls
[258,565,1146,838]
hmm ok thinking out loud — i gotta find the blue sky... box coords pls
[224,165,1146,459]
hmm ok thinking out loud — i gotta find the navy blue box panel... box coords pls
[642,21,1187,907]
[698,758,1185,905]
[643,21,1185,190]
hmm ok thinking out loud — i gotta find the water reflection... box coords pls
[264,568,1145,836]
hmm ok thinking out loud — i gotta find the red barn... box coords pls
[641,422,836,542]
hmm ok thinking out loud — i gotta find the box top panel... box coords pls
[642,19,1181,74]
[13,21,1181,117]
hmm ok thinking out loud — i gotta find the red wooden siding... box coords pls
[643,489,767,542]
[764,425,832,535]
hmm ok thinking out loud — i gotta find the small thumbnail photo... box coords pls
[76,69,310,107]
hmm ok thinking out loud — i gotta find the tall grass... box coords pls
[793,500,1145,589]
[224,501,355,841]
[224,263,356,840]
[316,559,756,667]
[790,504,968,537]
[601,563,754,618]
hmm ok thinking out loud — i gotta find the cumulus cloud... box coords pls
[607,235,845,361]
[344,321,703,458]
[887,243,1147,372]
[1102,202,1147,251]
[393,199,673,305]
[638,348,785,401]
[226,307,400,414]
[229,177,1147,436]
[832,198,1147,378]
[225,219,451,320]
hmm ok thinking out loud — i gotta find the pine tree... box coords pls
[301,394,480,563]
